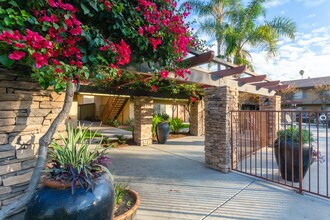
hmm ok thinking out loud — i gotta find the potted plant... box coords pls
[25,126,115,220]
[114,183,140,220]
[153,113,170,144]
[274,126,314,182]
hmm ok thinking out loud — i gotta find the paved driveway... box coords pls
[109,136,330,220]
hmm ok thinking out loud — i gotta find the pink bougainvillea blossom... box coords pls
[151,85,157,92]
[149,38,162,50]
[159,70,169,79]
[8,51,26,61]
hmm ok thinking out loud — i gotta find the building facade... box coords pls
[281,76,330,111]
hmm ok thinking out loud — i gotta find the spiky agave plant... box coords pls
[48,125,112,194]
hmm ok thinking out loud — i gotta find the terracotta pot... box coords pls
[114,189,140,220]
[43,178,80,189]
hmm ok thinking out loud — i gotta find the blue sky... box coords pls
[184,0,330,81]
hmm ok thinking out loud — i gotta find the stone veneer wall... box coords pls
[133,96,153,146]
[204,86,238,173]
[0,68,66,213]
[190,99,205,136]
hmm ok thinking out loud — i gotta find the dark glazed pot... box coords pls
[274,140,312,182]
[156,122,170,144]
[25,174,115,220]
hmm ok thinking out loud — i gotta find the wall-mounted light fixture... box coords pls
[264,98,270,106]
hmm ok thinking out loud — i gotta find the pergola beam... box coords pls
[236,74,267,83]
[115,76,153,88]
[122,64,276,96]
[210,65,246,77]
[176,67,275,96]
[188,47,272,82]
[182,51,214,68]
[252,80,280,88]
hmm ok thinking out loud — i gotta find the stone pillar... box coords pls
[204,86,238,173]
[259,95,281,146]
[190,99,204,136]
[133,97,153,146]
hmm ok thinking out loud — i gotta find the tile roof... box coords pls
[282,76,330,88]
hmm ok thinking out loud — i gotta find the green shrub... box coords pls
[107,118,120,127]
[159,113,170,121]
[114,182,128,205]
[48,125,112,194]
[114,135,127,145]
[169,118,185,133]
[152,114,163,137]
[278,126,314,144]
[73,128,102,138]
[152,113,170,136]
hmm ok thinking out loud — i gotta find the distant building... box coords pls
[281,76,330,111]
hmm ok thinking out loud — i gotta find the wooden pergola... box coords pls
[125,49,288,96]
[80,48,289,97]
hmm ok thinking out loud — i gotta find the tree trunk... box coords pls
[217,39,222,71]
[0,83,76,220]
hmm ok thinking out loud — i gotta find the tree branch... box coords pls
[0,83,76,220]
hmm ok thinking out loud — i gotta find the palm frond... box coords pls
[185,0,213,17]
[267,16,296,39]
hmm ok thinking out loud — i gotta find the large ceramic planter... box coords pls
[274,140,312,182]
[114,189,140,220]
[25,174,115,220]
[156,122,170,144]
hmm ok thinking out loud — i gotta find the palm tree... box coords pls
[186,0,240,58]
[224,0,296,69]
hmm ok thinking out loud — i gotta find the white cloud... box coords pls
[295,0,326,7]
[307,13,316,18]
[300,22,319,29]
[296,36,329,46]
[264,0,290,8]
[250,26,330,81]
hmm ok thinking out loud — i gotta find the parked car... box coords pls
[318,113,330,126]
[296,112,314,123]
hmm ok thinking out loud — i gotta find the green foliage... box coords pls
[169,118,185,133]
[152,113,170,136]
[0,0,197,92]
[107,118,120,127]
[278,126,314,144]
[48,125,112,194]
[186,0,296,69]
[114,182,128,205]
[152,114,163,137]
[127,117,134,127]
[114,135,127,145]
[159,113,170,121]
[73,128,102,138]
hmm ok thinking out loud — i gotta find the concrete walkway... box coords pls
[79,120,132,139]
[109,136,330,220]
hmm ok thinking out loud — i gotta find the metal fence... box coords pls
[231,110,330,199]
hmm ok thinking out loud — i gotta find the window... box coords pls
[154,104,166,114]
[294,90,307,99]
